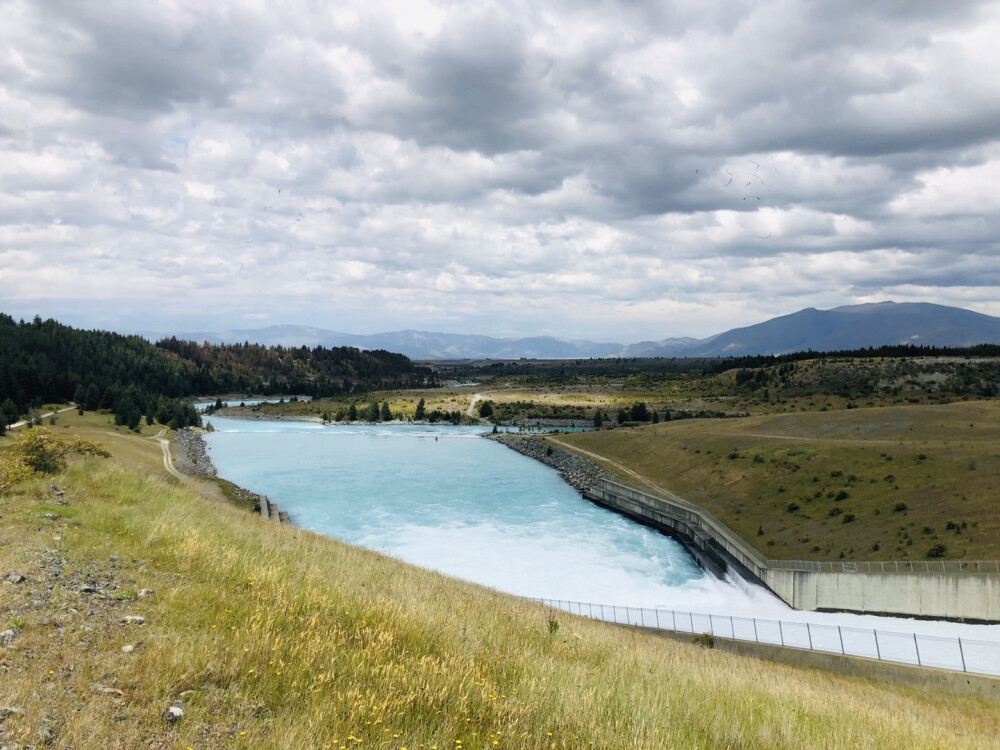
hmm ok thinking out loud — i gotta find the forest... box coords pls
[0,314,436,429]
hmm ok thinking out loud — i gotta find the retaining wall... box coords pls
[585,479,1000,621]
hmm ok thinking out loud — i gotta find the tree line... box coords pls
[0,314,436,428]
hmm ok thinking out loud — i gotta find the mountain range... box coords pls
[158,302,1000,360]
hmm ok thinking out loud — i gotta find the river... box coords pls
[202,416,1000,668]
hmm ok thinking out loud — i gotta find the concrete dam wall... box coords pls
[585,479,1000,622]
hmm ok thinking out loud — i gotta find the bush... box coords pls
[927,544,948,559]
[892,502,908,513]
[692,633,715,649]
[0,430,110,492]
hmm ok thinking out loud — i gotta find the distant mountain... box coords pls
[156,325,624,360]
[622,302,1000,358]
[615,336,711,358]
[157,302,1000,361]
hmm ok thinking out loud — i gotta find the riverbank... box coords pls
[6,440,989,747]
[486,432,613,494]
[173,428,285,520]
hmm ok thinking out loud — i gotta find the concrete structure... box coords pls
[584,479,1000,622]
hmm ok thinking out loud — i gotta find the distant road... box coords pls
[8,405,77,430]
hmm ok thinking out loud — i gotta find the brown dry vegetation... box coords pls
[2,417,999,747]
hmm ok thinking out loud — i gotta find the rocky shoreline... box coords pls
[172,429,217,477]
[172,429,282,521]
[486,433,613,494]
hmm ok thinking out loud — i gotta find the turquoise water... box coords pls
[201,417,1000,642]
[202,416,1000,672]
[203,417,711,606]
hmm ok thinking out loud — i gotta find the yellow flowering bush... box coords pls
[0,429,109,491]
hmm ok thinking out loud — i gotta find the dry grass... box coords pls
[1,424,999,747]
[553,400,1000,561]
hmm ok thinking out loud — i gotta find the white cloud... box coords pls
[1,0,999,341]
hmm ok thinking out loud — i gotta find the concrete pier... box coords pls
[259,495,290,524]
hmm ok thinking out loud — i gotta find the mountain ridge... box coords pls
[155,302,1000,360]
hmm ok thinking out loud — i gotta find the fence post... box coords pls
[913,633,921,666]
[730,615,734,639]
[874,630,881,660]
[779,621,784,647]
[752,618,758,643]
[958,638,967,672]
[689,611,693,633]
[655,609,660,629]
[672,610,677,631]
[806,623,813,650]
[837,626,844,655]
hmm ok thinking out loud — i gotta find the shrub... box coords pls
[892,502,908,513]
[0,430,109,492]
[828,507,843,517]
[785,502,800,513]
[692,633,715,649]
[927,544,948,559]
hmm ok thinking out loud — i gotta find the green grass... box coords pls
[1,423,998,747]
[553,400,1000,561]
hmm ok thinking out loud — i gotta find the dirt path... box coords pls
[708,431,898,445]
[466,392,484,418]
[148,430,189,483]
[545,436,683,500]
[8,405,77,430]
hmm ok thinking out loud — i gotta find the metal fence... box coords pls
[766,559,1000,574]
[535,598,1000,677]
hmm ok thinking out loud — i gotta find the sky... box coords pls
[2,0,1000,343]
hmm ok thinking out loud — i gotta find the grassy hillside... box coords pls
[552,400,1000,562]
[1,418,999,747]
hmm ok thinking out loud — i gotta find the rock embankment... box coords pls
[172,429,216,478]
[172,429,287,523]
[487,433,613,494]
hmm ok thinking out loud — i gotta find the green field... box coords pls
[551,400,1000,562]
[1,419,998,748]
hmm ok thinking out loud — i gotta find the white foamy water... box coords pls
[203,417,1000,671]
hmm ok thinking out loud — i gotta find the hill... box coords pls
[155,326,625,360]
[161,302,1000,360]
[622,302,1000,357]
[0,415,995,747]
[0,314,433,428]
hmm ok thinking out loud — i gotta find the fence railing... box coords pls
[535,598,1000,677]
[766,559,1000,574]
[594,479,1000,577]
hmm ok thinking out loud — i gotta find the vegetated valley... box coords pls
[1,410,998,748]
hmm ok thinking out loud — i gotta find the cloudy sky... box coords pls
[2,0,1000,342]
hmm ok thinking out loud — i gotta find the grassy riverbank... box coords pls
[1,421,999,747]
[551,400,1000,562]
